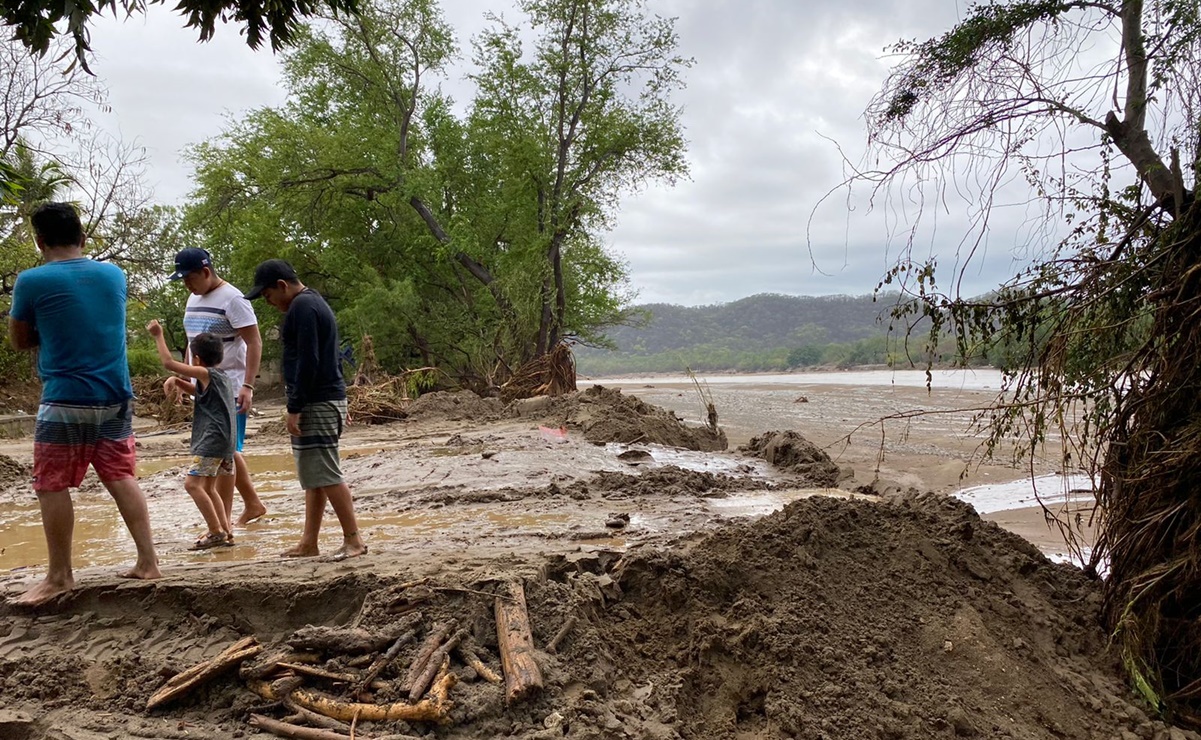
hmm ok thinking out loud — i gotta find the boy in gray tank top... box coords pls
[148,320,237,549]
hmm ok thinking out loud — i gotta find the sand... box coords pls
[0,384,1185,740]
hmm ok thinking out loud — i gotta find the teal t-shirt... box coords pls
[10,258,133,405]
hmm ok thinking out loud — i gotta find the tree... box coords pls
[187,0,689,386]
[852,0,1200,725]
[1,34,174,378]
[471,0,691,356]
[0,0,357,73]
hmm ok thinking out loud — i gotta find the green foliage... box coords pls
[405,367,438,397]
[185,0,688,388]
[126,347,163,378]
[862,1,1201,722]
[1,0,358,74]
[878,1,1068,123]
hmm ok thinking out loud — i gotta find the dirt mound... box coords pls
[574,466,776,499]
[254,416,289,438]
[740,429,842,486]
[406,390,504,422]
[517,385,727,451]
[594,493,1158,739]
[0,453,28,490]
[0,495,1188,739]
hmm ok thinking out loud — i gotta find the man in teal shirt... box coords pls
[8,202,160,606]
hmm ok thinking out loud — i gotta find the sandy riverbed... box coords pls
[0,381,1171,740]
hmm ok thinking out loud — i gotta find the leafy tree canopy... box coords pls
[852,0,1201,724]
[0,0,358,72]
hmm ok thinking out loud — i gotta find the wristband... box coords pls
[242,383,255,391]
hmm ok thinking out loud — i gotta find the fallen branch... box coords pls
[242,649,322,681]
[288,626,398,655]
[351,626,419,699]
[276,663,361,684]
[147,636,262,710]
[430,661,456,705]
[250,714,351,740]
[409,630,466,702]
[399,620,456,693]
[455,639,502,684]
[494,580,544,703]
[282,700,352,733]
[248,680,452,724]
[547,615,578,654]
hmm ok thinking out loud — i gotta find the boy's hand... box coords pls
[146,320,163,337]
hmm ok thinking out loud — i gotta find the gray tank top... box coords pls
[192,368,236,459]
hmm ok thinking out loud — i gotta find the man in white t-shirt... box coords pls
[168,248,268,526]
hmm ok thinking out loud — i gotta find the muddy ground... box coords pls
[0,383,1190,739]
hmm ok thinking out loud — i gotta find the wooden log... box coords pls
[494,580,544,703]
[455,639,502,684]
[147,636,262,710]
[546,614,578,654]
[408,630,466,702]
[351,627,419,699]
[249,713,350,740]
[276,663,360,684]
[430,660,457,705]
[248,680,452,724]
[287,626,396,655]
[242,649,322,681]
[282,700,352,733]
[398,620,455,693]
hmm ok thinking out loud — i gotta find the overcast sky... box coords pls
[79,0,1055,306]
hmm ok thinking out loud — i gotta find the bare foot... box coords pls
[236,503,267,526]
[328,544,368,562]
[11,576,75,607]
[118,563,162,580]
[281,545,319,558]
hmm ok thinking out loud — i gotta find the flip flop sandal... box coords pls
[188,532,228,551]
[221,533,235,547]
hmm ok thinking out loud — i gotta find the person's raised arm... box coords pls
[147,320,209,387]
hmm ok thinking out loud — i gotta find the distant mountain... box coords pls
[576,292,924,374]
[601,293,908,352]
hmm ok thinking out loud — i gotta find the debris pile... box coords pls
[142,578,546,739]
[500,343,577,403]
[131,375,192,426]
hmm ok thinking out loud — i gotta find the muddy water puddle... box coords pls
[0,439,786,574]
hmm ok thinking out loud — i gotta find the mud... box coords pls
[514,386,728,451]
[0,384,1191,739]
[0,453,27,489]
[740,430,843,487]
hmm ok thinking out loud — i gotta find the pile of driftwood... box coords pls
[131,375,192,426]
[500,343,577,403]
[146,580,555,739]
[347,376,413,425]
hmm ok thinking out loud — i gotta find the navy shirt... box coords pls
[281,289,346,413]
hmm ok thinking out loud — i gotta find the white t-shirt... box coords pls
[183,281,258,390]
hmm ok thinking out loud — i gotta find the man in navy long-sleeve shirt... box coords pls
[244,259,367,562]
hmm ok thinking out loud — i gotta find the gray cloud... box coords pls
[78,0,1067,305]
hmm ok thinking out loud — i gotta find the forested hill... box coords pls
[576,292,926,375]
[610,293,900,351]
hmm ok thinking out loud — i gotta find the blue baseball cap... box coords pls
[168,248,213,280]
